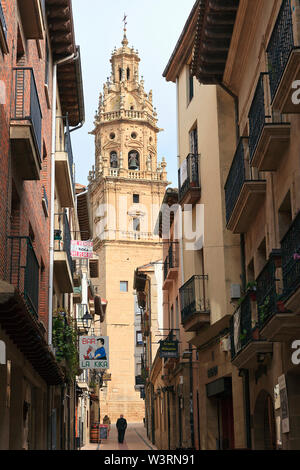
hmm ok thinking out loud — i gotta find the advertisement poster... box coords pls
[71,240,93,259]
[79,336,109,369]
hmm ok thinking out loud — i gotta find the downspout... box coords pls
[219,82,251,449]
[176,77,185,285]
[48,51,79,347]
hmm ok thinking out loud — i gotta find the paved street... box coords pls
[81,423,157,451]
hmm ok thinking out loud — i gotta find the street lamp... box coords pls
[82,310,93,334]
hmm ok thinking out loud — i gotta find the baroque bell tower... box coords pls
[88,23,168,422]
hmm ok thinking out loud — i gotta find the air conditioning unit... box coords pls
[220,336,231,352]
[230,284,241,300]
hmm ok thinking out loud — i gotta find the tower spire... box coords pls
[122,13,129,46]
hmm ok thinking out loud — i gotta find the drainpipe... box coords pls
[48,50,79,347]
[219,82,251,448]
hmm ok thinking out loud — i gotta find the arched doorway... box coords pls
[253,390,276,450]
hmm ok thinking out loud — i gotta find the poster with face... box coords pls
[79,336,109,369]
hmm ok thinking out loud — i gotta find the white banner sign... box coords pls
[79,336,109,369]
[71,240,93,259]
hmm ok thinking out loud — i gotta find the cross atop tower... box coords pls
[122,13,129,46]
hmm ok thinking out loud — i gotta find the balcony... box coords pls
[163,242,179,289]
[178,153,201,205]
[55,117,75,208]
[179,275,210,332]
[230,293,272,369]
[0,1,8,53]
[18,0,44,40]
[257,251,299,342]
[7,236,39,319]
[135,375,144,387]
[73,286,82,304]
[54,211,74,293]
[10,68,42,180]
[267,0,300,113]
[279,211,300,322]
[224,138,266,233]
[248,73,290,171]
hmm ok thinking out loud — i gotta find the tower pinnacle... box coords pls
[122,13,129,46]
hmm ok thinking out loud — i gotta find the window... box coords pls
[120,281,128,292]
[136,331,143,346]
[133,217,140,232]
[133,194,139,204]
[189,127,198,154]
[127,67,130,80]
[188,67,194,103]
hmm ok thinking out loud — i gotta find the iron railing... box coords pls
[54,211,74,275]
[267,0,294,101]
[256,257,279,328]
[179,274,209,323]
[224,138,263,224]
[65,117,75,196]
[163,242,179,280]
[230,293,253,360]
[281,211,300,300]
[135,375,145,386]
[11,68,42,161]
[248,73,285,162]
[178,153,200,202]
[56,115,75,197]
[7,236,39,318]
[0,1,7,41]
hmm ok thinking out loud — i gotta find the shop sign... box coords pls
[79,336,109,369]
[159,339,179,359]
[71,240,93,259]
[102,373,112,381]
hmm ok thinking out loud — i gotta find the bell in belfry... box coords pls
[128,150,139,170]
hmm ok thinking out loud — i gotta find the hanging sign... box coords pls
[71,240,93,259]
[159,339,179,359]
[79,336,109,369]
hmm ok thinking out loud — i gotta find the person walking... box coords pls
[103,415,111,435]
[116,414,127,443]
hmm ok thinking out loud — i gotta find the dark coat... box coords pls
[116,417,127,431]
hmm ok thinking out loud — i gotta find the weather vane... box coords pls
[123,13,127,31]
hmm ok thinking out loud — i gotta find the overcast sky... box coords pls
[71,0,195,187]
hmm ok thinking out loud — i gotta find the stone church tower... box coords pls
[88,25,168,422]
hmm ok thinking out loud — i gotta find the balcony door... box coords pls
[189,127,198,155]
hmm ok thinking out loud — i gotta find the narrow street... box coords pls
[81,424,157,451]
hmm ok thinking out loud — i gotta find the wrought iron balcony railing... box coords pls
[230,293,255,360]
[178,153,200,202]
[256,256,281,329]
[135,375,145,386]
[179,274,209,324]
[267,0,294,102]
[281,211,300,301]
[163,242,179,281]
[248,73,285,162]
[11,68,42,161]
[7,236,40,318]
[224,138,265,225]
[54,210,74,275]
